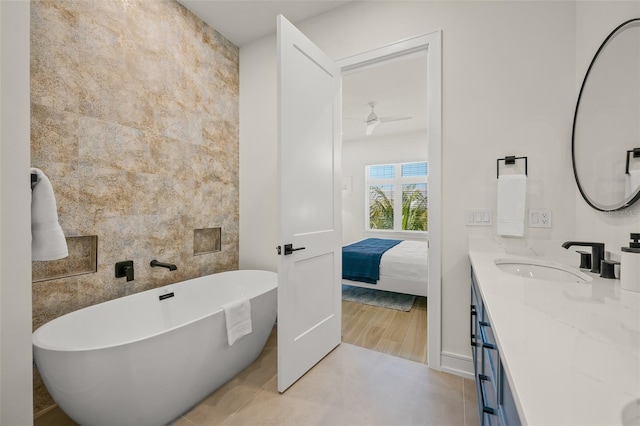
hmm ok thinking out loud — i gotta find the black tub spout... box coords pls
[150,259,177,271]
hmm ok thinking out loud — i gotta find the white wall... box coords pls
[0,1,33,424]
[574,2,640,254]
[239,1,577,370]
[342,131,427,245]
[239,36,279,272]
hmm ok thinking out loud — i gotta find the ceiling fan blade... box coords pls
[365,119,380,136]
[379,115,412,123]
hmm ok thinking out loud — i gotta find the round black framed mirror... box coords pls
[572,18,640,212]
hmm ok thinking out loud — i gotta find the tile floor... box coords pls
[36,328,478,426]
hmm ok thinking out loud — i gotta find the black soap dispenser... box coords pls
[621,233,640,292]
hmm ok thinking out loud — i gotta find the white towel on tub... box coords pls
[222,298,252,346]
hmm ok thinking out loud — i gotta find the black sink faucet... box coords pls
[150,259,177,271]
[561,241,605,274]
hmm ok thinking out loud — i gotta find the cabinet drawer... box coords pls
[478,323,498,380]
[479,373,499,420]
[482,347,498,400]
[480,325,498,374]
[483,411,499,426]
[481,316,496,347]
[500,368,522,426]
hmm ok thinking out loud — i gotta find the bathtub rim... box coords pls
[32,269,277,353]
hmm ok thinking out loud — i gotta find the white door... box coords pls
[276,15,342,393]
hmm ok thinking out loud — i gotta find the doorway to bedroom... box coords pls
[339,46,431,364]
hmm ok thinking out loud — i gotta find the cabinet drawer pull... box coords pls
[482,341,496,350]
[478,374,497,415]
[470,305,477,346]
[479,321,496,350]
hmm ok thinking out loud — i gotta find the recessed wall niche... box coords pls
[32,236,98,282]
[194,227,222,255]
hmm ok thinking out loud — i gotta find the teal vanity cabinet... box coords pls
[471,268,521,426]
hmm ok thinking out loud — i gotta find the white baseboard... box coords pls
[440,351,474,380]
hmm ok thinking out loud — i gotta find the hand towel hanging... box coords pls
[222,298,252,346]
[497,174,527,237]
[31,168,68,261]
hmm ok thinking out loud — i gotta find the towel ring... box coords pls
[497,156,528,179]
[625,148,640,175]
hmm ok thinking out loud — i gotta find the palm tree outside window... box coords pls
[366,162,428,232]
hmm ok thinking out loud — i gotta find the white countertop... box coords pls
[469,237,640,426]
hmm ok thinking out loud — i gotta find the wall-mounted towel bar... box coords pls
[625,148,640,174]
[31,172,37,190]
[497,156,528,179]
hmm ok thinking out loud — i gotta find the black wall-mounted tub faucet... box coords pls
[150,259,177,271]
[561,241,605,274]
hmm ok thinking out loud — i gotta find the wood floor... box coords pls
[341,296,427,364]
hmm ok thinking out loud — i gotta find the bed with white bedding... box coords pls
[342,238,428,297]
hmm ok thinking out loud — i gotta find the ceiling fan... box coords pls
[358,101,412,136]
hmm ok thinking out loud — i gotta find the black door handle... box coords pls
[284,244,305,255]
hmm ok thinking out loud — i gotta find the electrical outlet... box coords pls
[529,208,552,228]
[539,211,551,227]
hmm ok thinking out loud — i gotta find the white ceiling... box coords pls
[342,54,428,142]
[177,0,352,47]
[179,0,428,142]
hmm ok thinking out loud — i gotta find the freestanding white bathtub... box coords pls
[33,270,277,425]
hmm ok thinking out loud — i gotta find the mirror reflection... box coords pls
[573,19,640,211]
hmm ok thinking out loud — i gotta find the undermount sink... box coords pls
[494,258,593,283]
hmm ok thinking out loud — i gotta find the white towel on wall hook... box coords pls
[31,168,68,261]
[497,174,527,237]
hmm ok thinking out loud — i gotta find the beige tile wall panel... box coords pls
[30,0,239,414]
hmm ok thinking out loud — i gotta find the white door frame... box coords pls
[337,31,442,370]
[1,1,34,423]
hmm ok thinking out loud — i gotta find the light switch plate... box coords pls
[466,209,492,226]
[529,208,552,228]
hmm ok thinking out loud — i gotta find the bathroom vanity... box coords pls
[469,238,640,425]
[471,269,520,425]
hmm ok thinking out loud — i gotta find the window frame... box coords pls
[364,161,428,235]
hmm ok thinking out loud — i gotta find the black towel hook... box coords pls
[497,156,528,179]
[625,148,640,175]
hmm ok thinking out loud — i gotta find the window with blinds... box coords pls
[366,161,428,232]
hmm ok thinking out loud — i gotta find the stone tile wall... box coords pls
[30,0,239,413]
